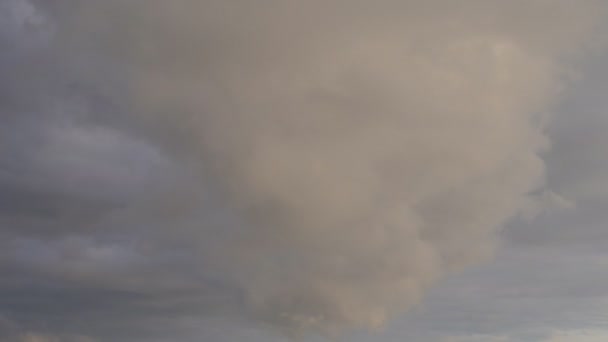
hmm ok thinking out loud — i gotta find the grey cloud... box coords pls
[364,200,608,341]
[543,52,608,202]
[387,248,608,341]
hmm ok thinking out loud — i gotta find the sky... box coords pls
[1,0,608,341]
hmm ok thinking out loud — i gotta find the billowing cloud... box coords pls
[62,0,605,335]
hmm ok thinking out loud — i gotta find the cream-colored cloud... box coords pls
[68,0,606,336]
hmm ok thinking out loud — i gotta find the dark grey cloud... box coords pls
[0,1,213,340]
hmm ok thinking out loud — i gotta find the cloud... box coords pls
[543,57,608,202]
[442,334,510,342]
[18,333,95,342]
[66,0,604,335]
[0,315,95,342]
[546,330,608,342]
[1,0,607,340]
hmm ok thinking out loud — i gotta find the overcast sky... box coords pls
[2,1,608,341]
